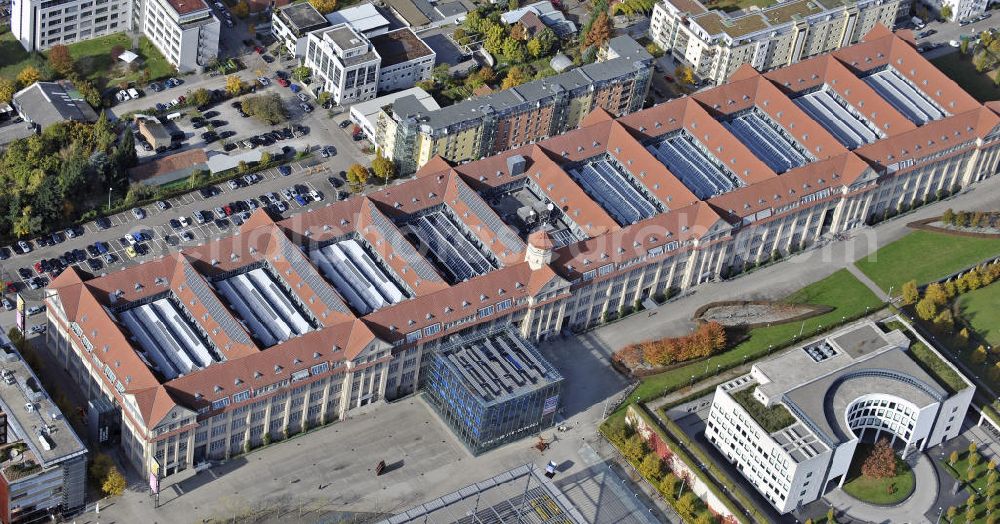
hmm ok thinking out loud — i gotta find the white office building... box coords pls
[134,0,219,72]
[305,23,381,105]
[705,321,973,514]
[11,0,218,72]
[370,28,434,93]
[11,0,131,51]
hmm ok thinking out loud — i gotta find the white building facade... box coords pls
[705,322,974,513]
[11,0,131,51]
[135,0,219,72]
[305,24,381,105]
[370,28,434,94]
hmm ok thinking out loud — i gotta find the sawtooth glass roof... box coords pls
[724,110,811,173]
[646,131,742,199]
[793,87,881,149]
[863,67,947,125]
[215,267,315,347]
[402,207,501,284]
[119,296,221,380]
[310,238,408,315]
[567,155,663,226]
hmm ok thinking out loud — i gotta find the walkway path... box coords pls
[847,263,891,301]
[824,454,939,524]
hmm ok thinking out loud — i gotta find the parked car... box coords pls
[156,200,170,211]
[290,84,301,93]
[297,92,309,102]
[258,77,270,86]
[28,324,46,335]
[132,207,146,219]
[278,165,291,176]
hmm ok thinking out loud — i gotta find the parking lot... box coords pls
[1,160,350,305]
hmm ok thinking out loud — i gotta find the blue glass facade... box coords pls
[423,327,563,455]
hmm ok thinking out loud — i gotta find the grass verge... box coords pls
[931,51,1000,103]
[842,443,915,506]
[856,231,1000,292]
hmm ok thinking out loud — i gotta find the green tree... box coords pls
[191,88,212,107]
[0,78,14,103]
[827,508,837,524]
[432,63,451,84]
[915,297,938,321]
[658,473,678,498]
[527,37,543,58]
[951,450,960,466]
[241,93,287,124]
[16,66,41,88]
[947,506,958,522]
[187,169,209,190]
[346,163,369,192]
[502,66,531,89]
[901,279,919,305]
[638,453,663,481]
[483,25,506,56]
[371,151,395,184]
[231,0,249,17]
[675,492,698,517]
[226,75,244,97]
[259,151,272,166]
[502,39,526,64]
[93,111,115,153]
[972,345,988,365]
[12,206,42,238]
[942,208,955,224]
[463,9,482,33]
[941,4,952,20]
[620,434,646,463]
[925,282,948,306]
[292,66,312,82]
[309,0,337,13]
[102,466,126,496]
[508,0,518,10]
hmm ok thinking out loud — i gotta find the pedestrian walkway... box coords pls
[824,453,939,524]
[847,263,891,301]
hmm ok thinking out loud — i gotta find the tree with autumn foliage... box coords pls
[861,438,897,479]
[613,322,727,370]
[48,44,75,77]
[584,11,612,50]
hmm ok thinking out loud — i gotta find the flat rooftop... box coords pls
[166,0,209,15]
[0,344,86,469]
[325,3,391,34]
[793,87,881,149]
[722,109,811,174]
[646,131,742,199]
[567,155,662,226]
[863,67,947,125]
[310,237,408,315]
[322,24,369,51]
[438,329,560,404]
[215,267,315,347]
[278,2,330,32]
[370,28,434,67]
[401,206,500,284]
[119,295,222,380]
[488,179,587,249]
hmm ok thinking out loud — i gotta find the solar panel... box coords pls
[405,208,500,283]
[369,206,441,282]
[647,132,740,199]
[863,68,945,125]
[567,157,660,226]
[275,232,351,315]
[793,89,879,149]
[184,263,251,350]
[724,111,809,173]
[457,180,526,254]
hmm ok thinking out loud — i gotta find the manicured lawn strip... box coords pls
[908,340,968,395]
[931,52,1000,103]
[626,269,883,405]
[66,33,173,84]
[958,284,1000,347]
[730,387,795,433]
[841,444,914,505]
[704,0,776,12]
[856,231,1000,292]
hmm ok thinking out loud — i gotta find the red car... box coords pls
[254,46,265,54]
[664,75,675,83]
[33,261,42,274]
[223,205,233,216]
[277,78,290,87]
[178,95,187,103]
[5,281,15,293]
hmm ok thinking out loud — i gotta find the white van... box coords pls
[166,111,183,121]
[128,87,140,99]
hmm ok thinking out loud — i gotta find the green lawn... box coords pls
[65,33,173,86]
[856,231,1000,293]
[730,386,794,432]
[932,51,1000,103]
[0,30,47,81]
[842,444,915,505]
[958,284,1000,347]
[625,269,883,404]
[941,452,998,524]
[704,0,776,12]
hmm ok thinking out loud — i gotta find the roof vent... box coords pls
[254,371,263,378]
[234,378,243,385]
[213,385,222,393]
[274,365,283,374]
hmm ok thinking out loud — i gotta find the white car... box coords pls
[17,240,31,253]
[258,77,270,86]
[308,189,322,201]
[28,325,45,335]
[128,87,140,99]
[26,305,45,316]
[178,216,191,227]
[949,40,961,47]
[296,92,309,102]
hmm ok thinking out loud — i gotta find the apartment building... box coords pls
[378,35,654,175]
[11,0,130,51]
[649,0,900,85]
[370,28,434,94]
[705,321,972,513]
[928,0,989,21]
[305,23,381,105]
[42,27,1000,483]
[0,343,87,524]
